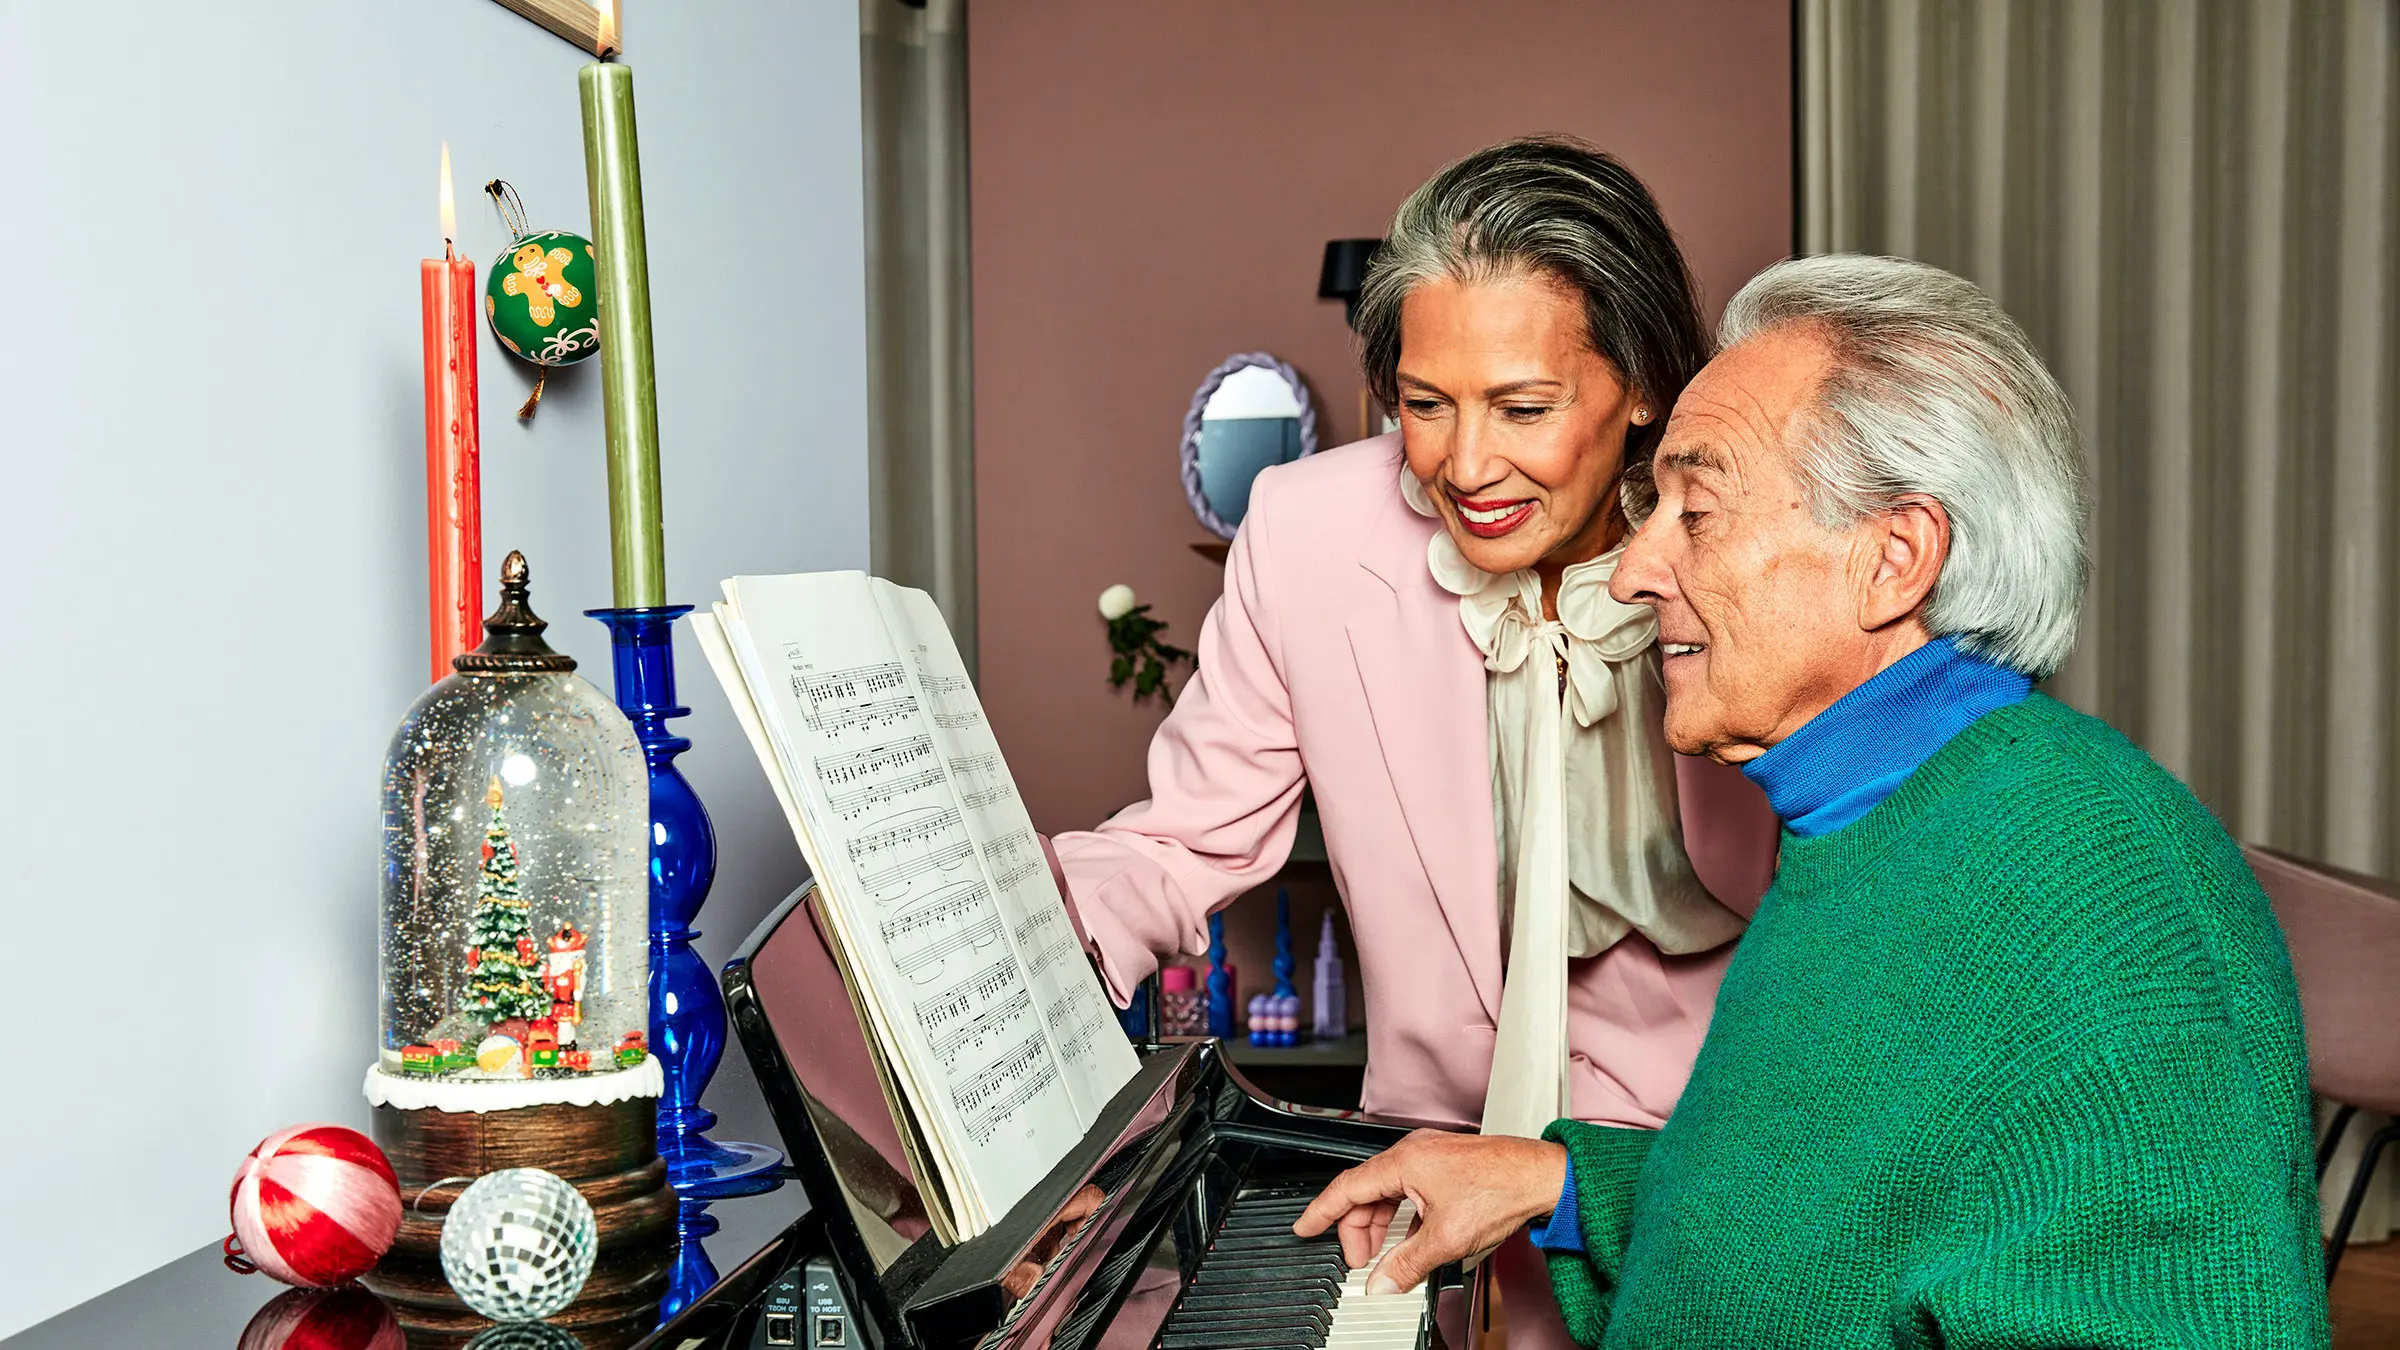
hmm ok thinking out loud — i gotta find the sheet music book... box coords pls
[692,572,1140,1242]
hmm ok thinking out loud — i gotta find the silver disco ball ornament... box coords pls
[438,1168,598,1322]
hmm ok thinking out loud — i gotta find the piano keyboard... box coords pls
[1153,1184,1431,1350]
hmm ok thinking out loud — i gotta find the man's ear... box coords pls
[1859,494,1949,632]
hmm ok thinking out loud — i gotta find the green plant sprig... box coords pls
[1106,604,1193,706]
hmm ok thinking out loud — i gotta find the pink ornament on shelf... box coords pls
[225,1124,403,1288]
[1159,965,1206,1037]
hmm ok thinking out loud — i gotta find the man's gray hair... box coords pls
[1719,255,2089,679]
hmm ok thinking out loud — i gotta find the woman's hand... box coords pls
[1292,1129,1570,1294]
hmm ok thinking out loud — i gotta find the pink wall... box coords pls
[972,0,1795,834]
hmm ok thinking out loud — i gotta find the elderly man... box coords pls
[1296,255,2327,1346]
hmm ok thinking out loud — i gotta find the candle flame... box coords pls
[438,142,457,252]
[595,0,617,56]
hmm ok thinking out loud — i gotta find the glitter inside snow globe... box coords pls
[368,551,656,1109]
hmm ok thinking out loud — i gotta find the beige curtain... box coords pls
[861,0,977,672]
[1801,0,2397,1240]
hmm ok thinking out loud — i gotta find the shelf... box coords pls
[1221,1030,1367,1068]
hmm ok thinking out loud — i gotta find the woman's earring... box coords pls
[1631,406,1652,425]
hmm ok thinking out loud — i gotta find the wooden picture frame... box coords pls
[489,0,617,56]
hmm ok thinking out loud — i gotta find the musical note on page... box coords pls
[881,881,993,945]
[893,913,1003,983]
[955,1034,1060,1143]
[932,989,1033,1067]
[949,752,1017,812]
[982,829,1045,895]
[817,735,945,817]
[852,809,977,894]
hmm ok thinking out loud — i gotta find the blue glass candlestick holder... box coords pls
[590,605,782,1195]
[661,1196,721,1323]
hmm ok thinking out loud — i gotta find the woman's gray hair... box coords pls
[1719,255,2089,679]
[1356,138,1708,512]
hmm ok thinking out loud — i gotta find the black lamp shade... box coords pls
[1318,238,1383,327]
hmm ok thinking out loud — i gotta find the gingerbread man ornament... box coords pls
[500,242,583,327]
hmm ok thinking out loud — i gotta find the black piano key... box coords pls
[1196,1249,1346,1278]
[1174,1285,1338,1318]
[1191,1252,1346,1280]
[1182,1269,1344,1297]
[1220,1201,1323,1221]
[1217,1213,1323,1234]
[1211,1227,1336,1249]
[1199,1238,1345,1266]
[1208,1239,1341,1264]
[1177,1299,1334,1329]
[1228,1186,1324,1210]
[1189,1265,1346,1296]
[1189,1274,1345,1304]
[1160,1316,1327,1350]
[1223,1198,1321,1218]
[1205,1253,1337,1272]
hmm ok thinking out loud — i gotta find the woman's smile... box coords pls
[1450,492,1538,536]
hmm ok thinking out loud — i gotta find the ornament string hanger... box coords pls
[484,180,552,419]
[486,179,532,242]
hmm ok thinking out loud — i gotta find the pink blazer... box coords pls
[1050,435,1781,1132]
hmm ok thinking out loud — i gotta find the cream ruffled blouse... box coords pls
[1401,470,1747,1139]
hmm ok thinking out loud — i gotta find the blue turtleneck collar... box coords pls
[1740,637,2032,838]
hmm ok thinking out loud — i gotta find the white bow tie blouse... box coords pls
[1400,470,1746,1140]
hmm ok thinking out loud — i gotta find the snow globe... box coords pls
[372,550,653,1096]
[360,551,672,1328]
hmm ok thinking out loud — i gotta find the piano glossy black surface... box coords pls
[644,884,1462,1350]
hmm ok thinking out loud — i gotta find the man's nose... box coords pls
[1612,512,1675,608]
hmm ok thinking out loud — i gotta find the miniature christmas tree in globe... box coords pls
[462,778,551,1027]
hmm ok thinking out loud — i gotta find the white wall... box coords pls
[0,1,865,1333]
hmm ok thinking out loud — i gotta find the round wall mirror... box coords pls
[1181,353,1318,540]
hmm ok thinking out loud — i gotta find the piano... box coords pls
[646,883,1467,1350]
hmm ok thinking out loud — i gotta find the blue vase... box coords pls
[590,605,782,1195]
[1205,912,1235,1039]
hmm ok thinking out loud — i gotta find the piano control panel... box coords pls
[750,1257,860,1350]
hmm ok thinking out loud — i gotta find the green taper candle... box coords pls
[579,51,666,608]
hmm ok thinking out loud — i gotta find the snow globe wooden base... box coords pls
[359,1089,677,1348]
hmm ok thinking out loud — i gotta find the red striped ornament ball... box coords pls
[227,1125,404,1287]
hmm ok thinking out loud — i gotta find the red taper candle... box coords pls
[421,142,483,683]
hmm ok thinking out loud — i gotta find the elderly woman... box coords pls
[1297,255,2328,1345]
[1046,138,1778,1341]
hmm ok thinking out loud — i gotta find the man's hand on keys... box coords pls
[1291,1129,1571,1294]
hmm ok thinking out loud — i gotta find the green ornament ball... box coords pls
[484,230,599,367]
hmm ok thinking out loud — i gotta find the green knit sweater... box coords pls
[1544,695,2327,1347]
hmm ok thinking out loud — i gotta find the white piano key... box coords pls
[1322,1200,1431,1349]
